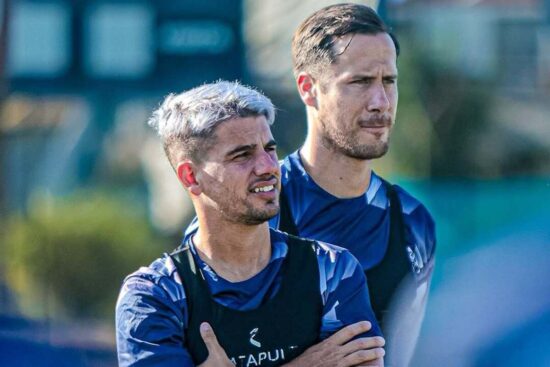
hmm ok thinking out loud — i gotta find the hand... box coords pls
[197,322,234,367]
[283,321,385,367]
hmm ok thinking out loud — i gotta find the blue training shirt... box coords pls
[116,228,381,367]
[270,151,436,274]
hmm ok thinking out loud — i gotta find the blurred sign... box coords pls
[7,0,244,95]
[158,20,234,55]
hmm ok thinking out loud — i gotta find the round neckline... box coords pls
[187,231,287,286]
[289,150,381,203]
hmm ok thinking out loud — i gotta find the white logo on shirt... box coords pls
[406,245,424,274]
[249,328,261,348]
[230,329,297,366]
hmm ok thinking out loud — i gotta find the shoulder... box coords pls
[371,174,436,229]
[116,256,194,365]
[311,240,365,297]
[277,231,366,307]
[393,185,434,222]
[391,183,437,261]
[313,240,358,269]
[116,254,187,317]
[273,229,359,278]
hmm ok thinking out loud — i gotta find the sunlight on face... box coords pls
[316,33,398,160]
[196,116,281,225]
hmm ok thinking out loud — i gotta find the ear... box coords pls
[296,72,318,108]
[177,161,202,196]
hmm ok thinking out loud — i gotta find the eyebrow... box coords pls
[265,139,277,148]
[351,73,398,80]
[225,144,256,157]
[225,139,277,157]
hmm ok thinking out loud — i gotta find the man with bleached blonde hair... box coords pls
[116,81,385,367]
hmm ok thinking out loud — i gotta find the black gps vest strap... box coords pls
[170,235,322,366]
[365,180,410,329]
[278,179,411,330]
[278,185,299,236]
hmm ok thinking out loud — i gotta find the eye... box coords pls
[384,77,397,85]
[351,78,370,85]
[233,151,250,161]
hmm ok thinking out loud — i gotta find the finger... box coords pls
[340,336,385,355]
[342,347,385,365]
[199,322,223,354]
[327,321,373,346]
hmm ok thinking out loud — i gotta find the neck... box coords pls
[193,214,272,282]
[301,131,373,198]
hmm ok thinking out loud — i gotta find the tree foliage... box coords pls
[3,191,169,320]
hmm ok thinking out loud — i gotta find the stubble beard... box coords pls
[229,204,279,225]
[319,117,391,160]
[218,197,280,226]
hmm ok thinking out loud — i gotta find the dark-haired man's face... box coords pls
[314,33,398,160]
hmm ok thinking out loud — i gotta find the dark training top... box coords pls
[271,151,436,328]
[171,234,322,366]
[116,229,381,367]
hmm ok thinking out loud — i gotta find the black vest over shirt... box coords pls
[170,235,322,366]
[278,179,410,331]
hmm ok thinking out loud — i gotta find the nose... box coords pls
[254,150,279,177]
[367,83,391,113]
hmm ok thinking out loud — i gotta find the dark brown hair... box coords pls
[292,3,400,77]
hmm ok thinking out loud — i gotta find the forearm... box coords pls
[282,351,384,367]
[280,322,385,367]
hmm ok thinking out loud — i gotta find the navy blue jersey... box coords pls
[270,151,436,275]
[116,229,381,367]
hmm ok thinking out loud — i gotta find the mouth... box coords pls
[249,182,278,203]
[360,125,387,129]
[252,185,275,193]
[359,124,388,135]
[358,120,391,137]
[249,177,278,195]
[358,117,392,130]
[359,122,390,129]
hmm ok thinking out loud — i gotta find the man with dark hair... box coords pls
[272,3,436,365]
[116,81,385,367]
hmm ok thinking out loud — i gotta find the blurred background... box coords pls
[0,0,549,366]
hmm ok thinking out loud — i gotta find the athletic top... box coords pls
[271,151,436,275]
[116,228,381,367]
[173,234,322,366]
